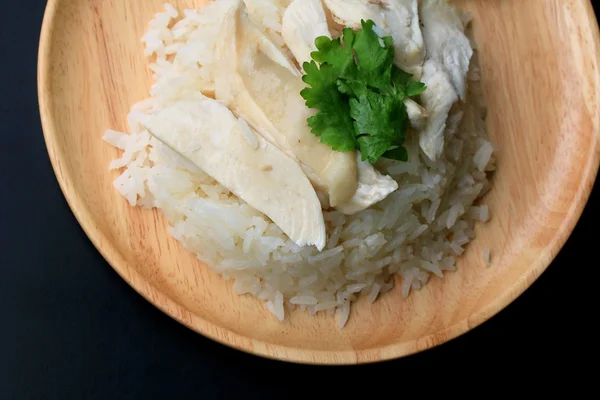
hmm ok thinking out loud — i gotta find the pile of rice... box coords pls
[103,2,496,328]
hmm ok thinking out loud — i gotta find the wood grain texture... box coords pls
[38,0,600,364]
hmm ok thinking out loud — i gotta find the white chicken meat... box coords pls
[323,0,385,28]
[144,94,327,251]
[335,153,399,215]
[281,0,331,72]
[417,0,473,161]
[214,1,359,208]
[417,59,458,161]
[243,0,293,46]
[419,0,473,101]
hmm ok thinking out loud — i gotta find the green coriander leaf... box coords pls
[299,19,427,164]
[350,89,398,162]
[350,89,396,137]
[307,111,356,152]
[352,20,394,90]
[301,60,336,109]
[391,67,427,99]
[361,64,394,92]
[405,80,427,97]
[350,88,409,162]
[391,67,414,87]
[358,134,395,163]
[353,20,393,71]
[389,98,408,145]
[300,61,357,151]
[382,146,409,162]
[310,28,357,78]
[336,80,353,96]
[336,79,369,98]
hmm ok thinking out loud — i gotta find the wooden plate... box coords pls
[38,0,600,364]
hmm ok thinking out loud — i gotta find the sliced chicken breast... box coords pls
[335,152,399,215]
[405,98,428,130]
[144,95,327,251]
[377,0,425,79]
[281,0,332,70]
[417,0,472,160]
[214,3,359,208]
[243,0,293,46]
[419,0,472,100]
[418,59,458,161]
[323,0,385,29]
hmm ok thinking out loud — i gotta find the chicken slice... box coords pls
[335,152,399,215]
[323,0,385,29]
[376,0,425,79]
[144,95,327,251]
[250,21,302,77]
[405,98,428,130]
[418,59,458,161]
[213,3,287,154]
[416,0,472,160]
[243,0,293,47]
[281,0,332,70]
[419,0,473,100]
[214,3,359,208]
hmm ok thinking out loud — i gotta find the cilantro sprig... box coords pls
[300,20,426,163]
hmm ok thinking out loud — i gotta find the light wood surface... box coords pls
[38,0,600,364]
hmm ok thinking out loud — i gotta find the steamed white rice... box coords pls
[103,3,496,328]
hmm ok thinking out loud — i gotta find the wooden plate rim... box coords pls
[37,0,600,364]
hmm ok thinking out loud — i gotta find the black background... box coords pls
[1,1,598,398]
